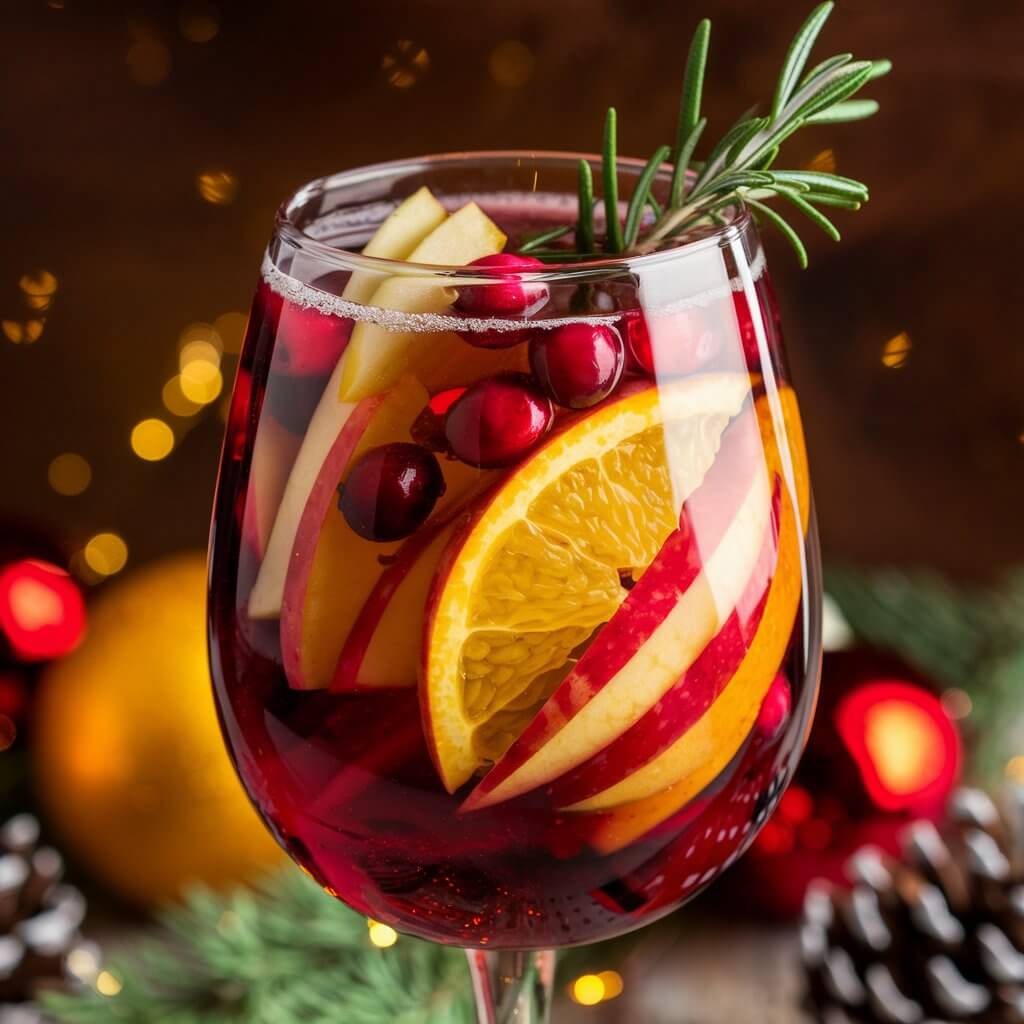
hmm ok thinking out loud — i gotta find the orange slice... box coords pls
[422,373,754,793]
[586,386,811,852]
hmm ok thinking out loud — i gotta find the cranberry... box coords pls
[271,297,353,376]
[444,374,554,468]
[622,307,719,377]
[410,388,466,452]
[454,254,549,317]
[529,322,624,409]
[755,672,792,744]
[338,443,446,542]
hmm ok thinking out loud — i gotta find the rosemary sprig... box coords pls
[523,2,890,266]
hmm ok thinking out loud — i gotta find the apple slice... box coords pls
[342,186,448,305]
[462,404,772,811]
[332,467,493,691]
[248,189,452,620]
[547,482,781,812]
[241,413,302,560]
[280,375,428,690]
[338,203,507,401]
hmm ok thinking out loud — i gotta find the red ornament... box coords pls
[0,559,86,662]
[724,648,961,919]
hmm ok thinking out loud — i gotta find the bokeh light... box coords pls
[179,361,223,404]
[179,339,222,370]
[489,41,534,88]
[179,2,220,43]
[806,148,837,173]
[19,271,58,312]
[2,320,44,344]
[571,975,606,1006]
[131,418,175,461]
[48,453,92,496]
[197,171,237,205]
[881,332,912,369]
[162,376,203,417]
[0,559,86,660]
[95,971,123,997]
[940,688,973,720]
[83,533,129,578]
[367,919,398,948]
[381,40,430,88]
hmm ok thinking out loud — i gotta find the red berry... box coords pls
[755,672,793,744]
[529,322,624,409]
[621,307,718,377]
[454,254,549,317]
[271,295,353,376]
[410,388,466,452]
[444,374,554,468]
[338,443,446,542]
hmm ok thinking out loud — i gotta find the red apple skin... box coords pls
[544,482,780,810]
[280,393,386,691]
[462,403,764,811]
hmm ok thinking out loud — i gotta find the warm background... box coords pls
[3,0,1023,580]
[2,2,1022,1022]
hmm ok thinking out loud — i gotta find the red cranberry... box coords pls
[410,388,466,452]
[755,672,792,744]
[271,296,353,376]
[444,374,554,468]
[529,322,624,409]
[338,442,446,542]
[622,307,719,377]
[454,254,549,317]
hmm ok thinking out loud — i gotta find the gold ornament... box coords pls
[33,553,284,908]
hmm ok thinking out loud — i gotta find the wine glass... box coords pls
[208,151,822,1023]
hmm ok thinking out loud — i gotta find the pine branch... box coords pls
[42,869,475,1024]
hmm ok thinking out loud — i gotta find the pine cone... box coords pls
[0,814,95,1023]
[801,788,1024,1023]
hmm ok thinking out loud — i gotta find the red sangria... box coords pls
[210,152,819,941]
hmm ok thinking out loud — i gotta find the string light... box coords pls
[95,971,123,997]
[367,919,398,948]
[489,41,534,88]
[881,332,911,369]
[48,453,92,496]
[83,533,129,578]
[131,418,175,460]
[197,171,237,205]
[381,40,430,89]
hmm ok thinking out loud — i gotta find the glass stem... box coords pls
[465,949,556,1024]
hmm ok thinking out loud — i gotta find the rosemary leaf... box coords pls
[669,116,706,206]
[806,98,879,124]
[745,197,808,268]
[671,18,711,206]
[802,192,862,210]
[768,169,868,199]
[624,144,671,248]
[775,186,841,240]
[576,159,595,253]
[867,59,893,80]
[771,1,835,121]
[602,108,624,251]
[798,52,851,90]
[792,62,872,122]
[519,225,573,253]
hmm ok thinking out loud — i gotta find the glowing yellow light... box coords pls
[2,322,22,343]
[367,920,398,948]
[2,320,44,344]
[489,40,534,88]
[571,974,606,1006]
[881,332,911,369]
[940,688,973,720]
[381,40,430,89]
[180,361,223,404]
[19,270,58,297]
[1006,757,1024,783]
[197,170,238,205]
[24,294,52,311]
[95,970,123,997]
[179,339,222,371]
[213,311,248,353]
[48,453,92,496]
[597,971,624,1000]
[66,947,100,982]
[162,376,203,417]
[131,418,175,461]
[84,534,129,578]
[179,3,220,43]
[806,148,836,174]
[863,700,944,796]
[125,25,172,87]
[23,320,44,343]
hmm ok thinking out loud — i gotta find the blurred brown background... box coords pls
[2,0,1022,582]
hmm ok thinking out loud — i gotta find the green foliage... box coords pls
[526,3,891,263]
[42,870,475,1024]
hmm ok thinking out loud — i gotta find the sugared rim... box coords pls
[274,150,753,282]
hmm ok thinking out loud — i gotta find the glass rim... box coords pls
[274,150,754,283]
